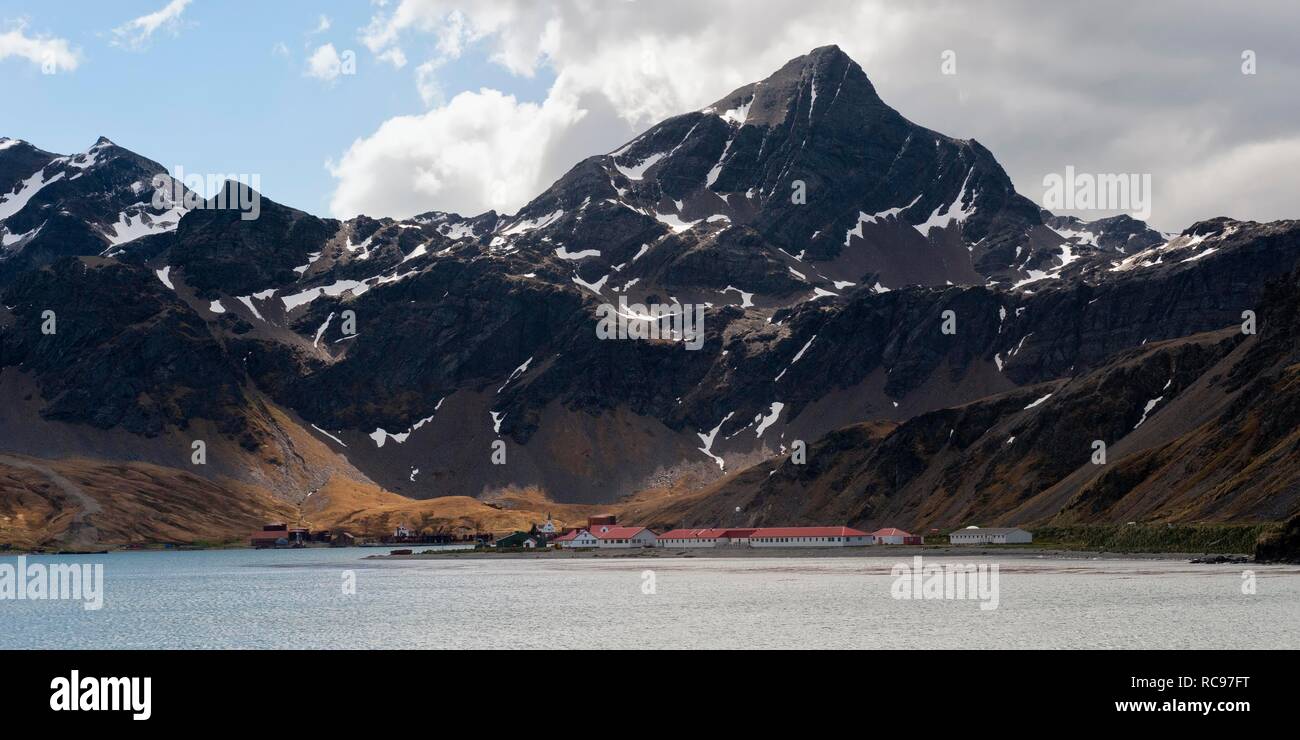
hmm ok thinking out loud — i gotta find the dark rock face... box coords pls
[635,226,808,297]
[1,47,1298,526]
[1,259,263,447]
[275,260,595,431]
[169,184,341,297]
[637,267,1300,530]
[1255,515,1300,563]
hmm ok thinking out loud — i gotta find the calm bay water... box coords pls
[2,549,1297,649]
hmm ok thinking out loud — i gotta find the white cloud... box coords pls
[271,41,289,59]
[0,20,80,71]
[332,0,1300,229]
[377,47,407,68]
[1155,136,1300,228]
[110,0,193,51]
[415,59,444,106]
[327,88,585,219]
[310,15,332,35]
[306,43,343,81]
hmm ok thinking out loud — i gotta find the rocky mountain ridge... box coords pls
[2,46,1298,546]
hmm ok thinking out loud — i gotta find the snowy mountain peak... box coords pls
[705,44,874,131]
[485,46,1050,292]
[0,136,186,281]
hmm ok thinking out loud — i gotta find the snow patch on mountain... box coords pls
[104,204,187,246]
[439,221,477,239]
[310,424,347,448]
[843,195,921,246]
[498,356,534,393]
[572,272,608,295]
[706,137,734,189]
[1014,241,1080,289]
[697,411,736,470]
[1135,397,1164,429]
[716,98,753,126]
[915,170,974,236]
[281,279,369,311]
[655,212,699,233]
[775,335,817,382]
[501,209,564,237]
[1,223,43,247]
[0,169,66,222]
[1024,393,1052,410]
[313,312,335,347]
[555,245,601,260]
[371,404,445,448]
[721,285,754,308]
[754,402,784,438]
[236,295,265,321]
[613,152,665,182]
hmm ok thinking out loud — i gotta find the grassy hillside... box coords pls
[1029,523,1278,554]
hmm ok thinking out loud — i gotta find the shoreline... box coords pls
[1,544,1258,563]
[367,545,1253,562]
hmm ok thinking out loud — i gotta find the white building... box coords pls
[656,528,755,548]
[589,525,658,549]
[571,530,600,548]
[948,527,1033,545]
[871,527,923,545]
[747,527,874,548]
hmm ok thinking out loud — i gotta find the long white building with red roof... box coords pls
[656,526,875,548]
[552,517,902,550]
[747,527,874,548]
[587,524,658,548]
[656,528,758,548]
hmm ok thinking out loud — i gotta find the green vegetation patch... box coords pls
[1030,523,1281,554]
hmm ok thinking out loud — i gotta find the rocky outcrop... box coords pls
[1255,514,1300,563]
[1,258,264,445]
[169,184,341,297]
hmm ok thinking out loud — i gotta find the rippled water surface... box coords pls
[2,549,1296,649]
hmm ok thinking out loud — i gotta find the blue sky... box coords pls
[0,1,554,215]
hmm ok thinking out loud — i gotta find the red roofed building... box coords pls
[657,528,758,548]
[748,526,873,548]
[552,529,598,548]
[872,528,923,545]
[587,524,658,549]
